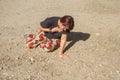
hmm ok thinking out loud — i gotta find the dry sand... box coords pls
[0,0,120,80]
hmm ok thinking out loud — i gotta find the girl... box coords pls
[25,15,74,59]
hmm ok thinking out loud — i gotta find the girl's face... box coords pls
[58,19,69,31]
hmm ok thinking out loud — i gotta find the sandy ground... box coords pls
[0,0,120,80]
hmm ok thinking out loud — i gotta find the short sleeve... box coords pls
[40,17,60,29]
[61,30,70,34]
[40,21,47,28]
[40,19,51,28]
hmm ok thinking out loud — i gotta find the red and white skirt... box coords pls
[24,31,60,51]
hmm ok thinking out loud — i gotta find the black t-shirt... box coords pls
[40,17,69,39]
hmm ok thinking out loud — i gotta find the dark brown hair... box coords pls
[60,15,74,30]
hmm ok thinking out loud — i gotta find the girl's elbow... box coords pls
[38,26,43,31]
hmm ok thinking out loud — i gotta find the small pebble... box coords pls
[29,57,35,64]
[9,47,12,50]
[16,56,20,60]
[27,26,30,29]
[3,73,8,75]
[16,43,19,46]
[47,60,50,64]
[98,64,102,67]
[11,75,14,77]
[28,71,31,73]
[116,70,120,74]
[11,38,15,40]
[96,33,100,36]
[0,67,3,70]
[4,25,7,27]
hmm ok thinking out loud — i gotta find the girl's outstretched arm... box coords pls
[59,34,67,58]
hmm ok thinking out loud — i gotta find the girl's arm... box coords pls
[59,34,67,55]
[38,26,51,32]
[38,26,61,33]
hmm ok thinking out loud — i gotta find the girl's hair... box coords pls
[60,15,74,30]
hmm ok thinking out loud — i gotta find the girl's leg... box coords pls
[25,31,47,49]
[40,39,60,52]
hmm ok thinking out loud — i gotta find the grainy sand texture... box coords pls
[0,0,120,80]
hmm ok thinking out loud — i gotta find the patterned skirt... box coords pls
[24,31,60,51]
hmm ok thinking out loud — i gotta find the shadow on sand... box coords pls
[64,32,90,53]
[41,17,90,52]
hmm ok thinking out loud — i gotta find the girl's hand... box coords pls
[59,53,68,60]
[51,27,63,33]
